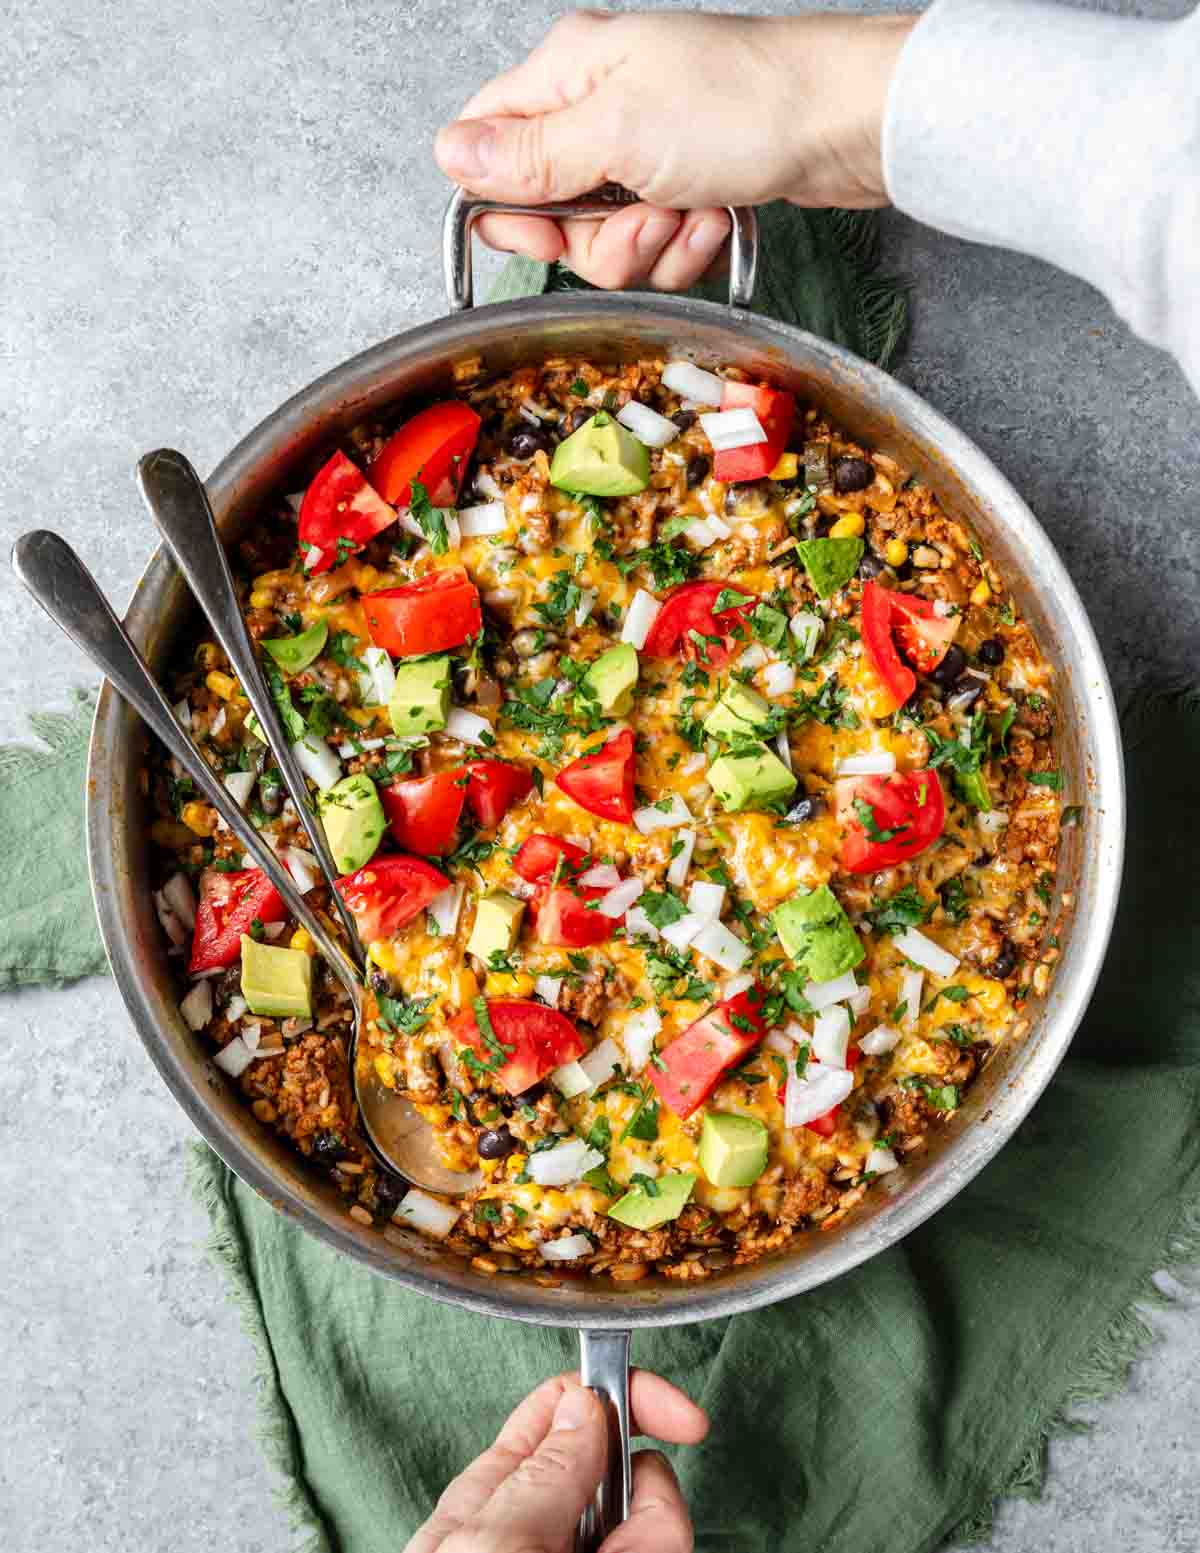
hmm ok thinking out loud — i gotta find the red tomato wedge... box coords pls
[465,761,534,829]
[861,580,915,706]
[367,402,481,509]
[380,771,467,856]
[450,998,586,1095]
[512,833,589,884]
[861,580,961,704]
[711,381,795,484]
[298,452,396,576]
[555,729,636,825]
[188,868,287,975]
[641,581,756,670]
[838,770,946,873]
[650,986,769,1120]
[889,592,960,674]
[532,885,619,948]
[336,855,450,941]
[362,567,483,658]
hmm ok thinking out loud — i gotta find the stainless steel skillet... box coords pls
[82,193,1125,1547]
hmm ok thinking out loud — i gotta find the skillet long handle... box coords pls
[576,1329,632,1552]
[9,528,359,996]
[136,448,366,966]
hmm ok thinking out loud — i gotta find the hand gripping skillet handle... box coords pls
[575,1328,632,1553]
[443,184,758,311]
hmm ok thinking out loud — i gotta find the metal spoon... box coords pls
[11,528,479,1197]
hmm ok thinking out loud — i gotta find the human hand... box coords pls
[434,8,916,292]
[404,1368,709,1553]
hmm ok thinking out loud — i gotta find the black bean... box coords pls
[477,1126,516,1160]
[832,456,874,494]
[978,637,1005,667]
[368,967,393,997]
[672,409,697,431]
[372,1171,406,1218]
[310,1131,348,1168]
[929,643,967,687]
[991,942,1018,980]
[506,423,552,460]
[258,771,283,817]
[785,795,824,824]
[858,551,886,580]
[686,455,710,489]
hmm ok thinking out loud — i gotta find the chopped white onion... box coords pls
[292,734,342,792]
[519,492,541,515]
[579,1038,623,1089]
[283,847,320,895]
[660,912,706,952]
[624,905,660,943]
[578,863,622,889]
[521,397,556,421]
[262,921,286,940]
[692,919,750,973]
[837,750,897,777]
[574,588,597,627]
[162,872,196,932]
[700,407,767,451]
[633,794,692,834]
[893,928,960,978]
[977,809,1010,834]
[474,469,503,500]
[214,1036,255,1078]
[721,971,755,1000]
[900,969,924,1028]
[764,1027,797,1055]
[681,751,707,776]
[598,877,645,918]
[179,980,212,1031]
[685,518,719,548]
[763,661,796,698]
[687,880,726,920]
[775,730,793,772]
[785,1020,810,1044]
[428,883,464,938]
[240,1021,262,1052]
[785,1059,854,1129]
[621,589,662,650]
[866,1145,900,1175]
[393,1189,461,1239]
[617,400,679,449]
[534,974,562,1009]
[153,890,187,947]
[395,508,425,540]
[226,994,248,1022]
[622,1008,662,1072]
[848,984,872,1018]
[363,646,396,706]
[790,611,823,660]
[457,501,509,538]
[662,360,726,404]
[933,599,954,618]
[223,770,257,809]
[550,1060,591,1099]
[665,829,696,888]
[173,698,192,731]
[303,546,326,573]
[445,707,491,746]
[706,512,733,540]
[739,643,769,671]
[527,1138,604,1187]
[859,1023,902,1056]
[337,736,386,759]
[210,706,227,737]
[947,688,980,715]
[804,969,860,1011]
[812,1004,852,1068]
[541,1232,594,1262]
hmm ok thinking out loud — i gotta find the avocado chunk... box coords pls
[772,884,865,982]
[795,537,865,599]
[707,746,797,813]
[607,1171,696,1230]
[699,1112,769,1187]
[261,619,328,674]
[465,890,526,963]
[388,654,451,737]
[239,936,314,1019]
[704,682,774,743]
[550,411,650,498]
[317,774,386,873]
[584,644,639,715]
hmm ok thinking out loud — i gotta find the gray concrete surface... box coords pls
[2,0,1198,1548]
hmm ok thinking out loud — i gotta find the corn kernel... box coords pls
[181,800,217,837]
[973,977,1007,1014]
[768,451,799,481]
[248,587,275,609]
[485,971,535,998]
[885,538,909,567]
[374,1054,397,1089]
[205,670,239,701]
[194,642,222,670]
[971,578,992,605]
[290,928,315,955]
[828,513,866,539]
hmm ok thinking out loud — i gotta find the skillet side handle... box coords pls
[443,186,758,311]
[575,1327,632,1553]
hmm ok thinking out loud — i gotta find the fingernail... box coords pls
[437,120,494,182]
[688,214,729,255]
[552,1386,594,1432]
[635,209,679,256]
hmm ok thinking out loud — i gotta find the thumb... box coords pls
[434,95,630,204]
[471,1382,607,1551]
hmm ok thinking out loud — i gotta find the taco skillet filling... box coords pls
[148,355,1069,1282]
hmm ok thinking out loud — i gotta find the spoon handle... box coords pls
[136,448,366,966]
[10,528,360,995]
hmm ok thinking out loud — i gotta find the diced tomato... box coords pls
[449,998,586,1095]
[298,451,396,576]
[367,402,481,509]
[846,1045,862,1070]
[555,729,635,825]
[380,771,467,856]
[188,868,286,975]
[512,833,589,884]
[711,381,795,484]
[532,884,619,948]
[889,592,960,674]
[861,580,961,705]
[336,855,450,941]
[362,567,482,658]
[839,769,946,873]
[861,579,915,706]
[805,1108,840,1138]
[641,580,756,670]
[650,986,768,1120]
[465,761,534,829]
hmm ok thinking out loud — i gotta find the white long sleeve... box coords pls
[883,0,1200,392]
